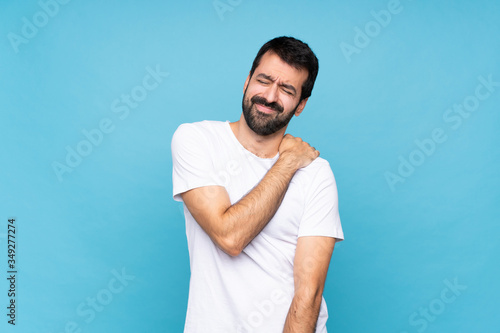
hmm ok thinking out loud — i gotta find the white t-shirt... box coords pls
[171,120,344,333]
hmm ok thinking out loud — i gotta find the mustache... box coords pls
[251,96,284,113]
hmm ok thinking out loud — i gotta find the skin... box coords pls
[180,51,336,332]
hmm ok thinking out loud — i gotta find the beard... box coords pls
[241,88,298,136]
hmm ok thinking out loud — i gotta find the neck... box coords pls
[229,114,286,158]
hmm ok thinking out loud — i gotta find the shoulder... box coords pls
[299,157,334,177]
[294,157,338,188]
[171,120,228,145]
[305,156,331,170]
[173,120,227,137]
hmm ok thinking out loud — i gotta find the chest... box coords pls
[223,158,306,245]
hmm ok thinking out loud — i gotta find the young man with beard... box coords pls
[171,36,344,332]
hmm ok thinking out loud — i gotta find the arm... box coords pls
[283,236,336,333]
[180,134,318,256]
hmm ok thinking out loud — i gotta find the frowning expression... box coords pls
[242,52,309,136]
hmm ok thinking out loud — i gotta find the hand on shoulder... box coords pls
[278,134,319,170]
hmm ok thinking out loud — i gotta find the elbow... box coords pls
[211,214,245,256]
[217,236,244,257]
[224,247,243,257]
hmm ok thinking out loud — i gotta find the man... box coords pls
[171,36,344,332]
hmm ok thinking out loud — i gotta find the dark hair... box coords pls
[249,36,319,101]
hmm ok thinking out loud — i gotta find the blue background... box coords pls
[1,0,499,332]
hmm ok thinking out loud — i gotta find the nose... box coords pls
[261,83,279,103]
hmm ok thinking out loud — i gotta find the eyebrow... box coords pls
[256,73,297,95]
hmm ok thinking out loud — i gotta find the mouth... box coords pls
[254,102,278,114]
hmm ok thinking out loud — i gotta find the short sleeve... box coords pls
[297,162,344,241]
[171,123,225,202]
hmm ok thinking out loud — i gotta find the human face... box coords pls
[242,52,309,136]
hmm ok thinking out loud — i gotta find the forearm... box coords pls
[283,291,322,333]
[283,236,334,333]
[181,134,318,256]
[220,156,297,254]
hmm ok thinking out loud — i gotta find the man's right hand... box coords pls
[278,134,320,170]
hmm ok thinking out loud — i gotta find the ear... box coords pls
[294,98,308,116]
[243,73,250,93]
